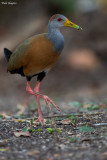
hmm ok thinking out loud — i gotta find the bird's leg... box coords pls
[34,82,44,123]
[34,81,40,93]
[26,81,43,123]
[34,81,59,111]
[26,81,41,96]
[35,96,43,123]
[26,81,60,121]
[41,95,59,111]
[26,81,33,93]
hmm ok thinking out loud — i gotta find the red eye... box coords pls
[57,18,63,22]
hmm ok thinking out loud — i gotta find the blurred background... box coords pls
[0,0,107,112]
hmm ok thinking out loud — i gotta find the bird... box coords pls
[4,14,82,123]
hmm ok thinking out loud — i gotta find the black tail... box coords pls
[4,48,12,62]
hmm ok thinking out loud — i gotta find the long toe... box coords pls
[42,95,60,111]
[35,116,44,124]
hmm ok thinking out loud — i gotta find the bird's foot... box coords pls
[35,115,44,124]
[41,95,60,111]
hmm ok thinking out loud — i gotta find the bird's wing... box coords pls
[7,34,46,72]
[7,33,60,76]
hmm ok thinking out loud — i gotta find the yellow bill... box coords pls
[64,18,82,30]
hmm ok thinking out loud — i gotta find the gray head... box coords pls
[49,14,66,28]
[47,14,82,53]
[48,14,82,30]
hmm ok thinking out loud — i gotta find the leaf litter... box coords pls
[0,101,106,160]
[14,131,31,137]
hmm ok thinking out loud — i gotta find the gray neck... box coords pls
[47,24,64,53]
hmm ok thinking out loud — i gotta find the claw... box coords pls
[42,95,60,111]
[26,81,60,125]
[35,116,44,124]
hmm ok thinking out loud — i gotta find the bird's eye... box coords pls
[57,18,63,22]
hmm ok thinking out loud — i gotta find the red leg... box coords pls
[34,82,52,111]
[35,96,44,123]
[26,81,60,123]
[34,82,44,123]
[26,81,59,110]
[26,81,43,123]
[34,81,40,92]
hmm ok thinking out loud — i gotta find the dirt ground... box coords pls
[0,102,107,160]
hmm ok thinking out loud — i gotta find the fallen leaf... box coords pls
[47,128,62,134]
[69,153,73,156]
[61,119,71,125]
[0,112,10,118]
[0,140,7,147]
[79,126,94,132]
[17,119,23,122]
[54,153,60,157]
[47,128,54,134]
[83,103,99,110]
[87,105,99,111]
[14,131,31,137]
[58,144,66,149]
[0,148,8,152]
[27,150,40,155]
[56,129,62,133]
[81,137,91,142]
[67,132,73,135]
[28,128,42,132]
